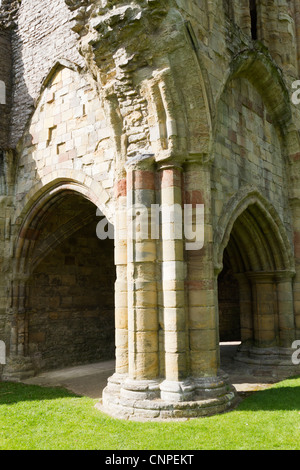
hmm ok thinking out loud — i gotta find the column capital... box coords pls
[157,161,183,191]
[183,153,212,168]
[246,271,276,283]
[246,270,296,283]
[156,160,183,173]
[126,155,156,192]
[274,270,296,282]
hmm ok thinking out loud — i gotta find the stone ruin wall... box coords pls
[0,1,299,417]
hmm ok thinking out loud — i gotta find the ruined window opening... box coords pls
[250,0,258,40]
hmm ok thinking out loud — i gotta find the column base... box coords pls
[98,373,237,421]
[235,345,300,379]
[2,356,35,382]
[160,379,195,402]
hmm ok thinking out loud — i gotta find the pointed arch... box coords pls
[11,175,116,368]
[229,47,291,130]
[215,186,295,275]
[216,187,296,351]
[213,47,292,144]
[40,59,82,92]
[13,173,113,276]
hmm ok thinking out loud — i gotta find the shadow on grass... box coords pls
[237,376,300,412]
[2,377,300,414]
[0,381,82,405]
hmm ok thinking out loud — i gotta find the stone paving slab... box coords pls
[22,344,277,400]
[24,360,116,399]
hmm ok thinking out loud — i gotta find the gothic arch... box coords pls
[40,59,82,93]
[213,47,292,149]
[14,60,84,152]
[228,47,291,131]
[216,187,296,351]
[145,51,213,160]
[13,173,113,276]
[10,176,116,369]
[214,187,295,274]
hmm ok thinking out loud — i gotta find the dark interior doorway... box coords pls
[26,192,116,373]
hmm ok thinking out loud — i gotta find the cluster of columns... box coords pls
[102,156,235,419]
[102,153,300,419]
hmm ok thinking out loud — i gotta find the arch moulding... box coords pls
[214,185,295,275]
[13,170,113,274]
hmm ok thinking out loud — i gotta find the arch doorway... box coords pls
[217,200,295,371]
[13,188,116,374]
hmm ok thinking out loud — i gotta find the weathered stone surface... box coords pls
[0,0,300,420]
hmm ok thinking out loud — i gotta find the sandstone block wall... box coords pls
[0,28,11,149]
[28,216,115,372]
[9,0,84,148]
[14,65,115,215]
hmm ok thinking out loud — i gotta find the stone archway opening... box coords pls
[217,201,295,376]
[23,191,115,374]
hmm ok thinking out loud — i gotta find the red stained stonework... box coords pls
[127,170,155,191]
[160,168,182,189]
[291,153,300,162]
[115,179,127,198]
[185,190,205,206]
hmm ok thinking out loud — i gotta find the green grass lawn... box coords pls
[0,377,300,450]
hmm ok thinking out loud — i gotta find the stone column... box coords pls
[120,155,160,400]
[235,273,253,347]
[13,279,26,357]
[157,162,192,402]
[247,272,277,348]
[183,159,231,402]
[184,161,218,377]
[237,0,252,37]
[276,271,296,348]
[2,276,34,381]
[101,156,237,419]
[105,171,128,393]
